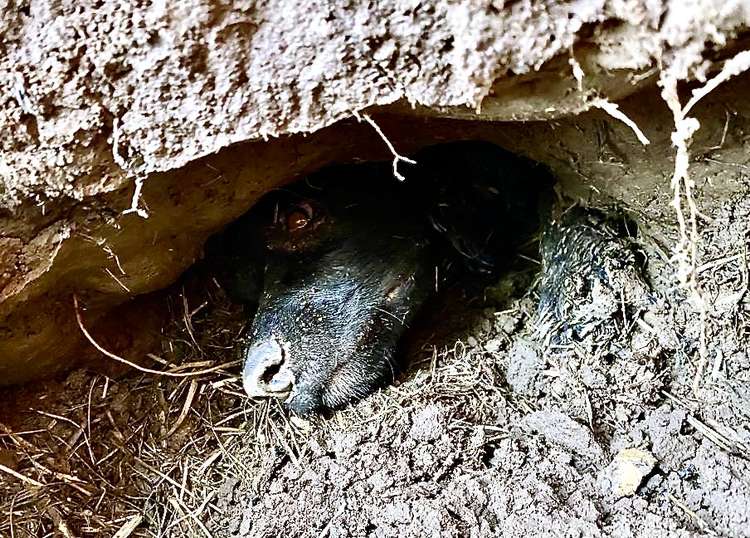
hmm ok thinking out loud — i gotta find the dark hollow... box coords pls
[206,140,554,414]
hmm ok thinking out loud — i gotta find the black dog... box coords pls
[209,141,551,414]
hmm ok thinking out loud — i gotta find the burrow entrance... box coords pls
[2,83,750,536]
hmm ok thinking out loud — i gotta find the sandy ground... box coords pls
[2,198,749,537]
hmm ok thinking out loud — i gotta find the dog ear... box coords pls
[412,141,551,276]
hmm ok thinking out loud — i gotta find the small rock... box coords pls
[484,338,503,353]
[600,448,657,498]
[496,312,521,334]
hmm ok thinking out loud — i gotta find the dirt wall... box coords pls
[1,1,750,384]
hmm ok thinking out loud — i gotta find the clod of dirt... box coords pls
[409,404,447,443]
[521,410,604,461]
[506,338,544,397]
[644,407,697,470]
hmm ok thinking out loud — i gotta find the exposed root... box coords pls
[682,51,750,117]
[591,99,651,146]
[659,50,750,393]
[112,117,150,219]
[103,243,127,275]
[12,72,40,116]
[73,294,239,378]
[353,111,416,181]
[122,174,149,219]
[111,117,127,169]
[104,267,132,294]
[569,51,650,146]
[661,49,750,286]
[568,50,585,93]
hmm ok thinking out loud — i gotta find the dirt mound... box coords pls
[2,232,749,536]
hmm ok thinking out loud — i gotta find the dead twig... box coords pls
[668,493,715,534]
[47,506,76,538]
[0,463,44,488]
[112,515,143,538]
[165,380,199,438]
[73,295,237,378]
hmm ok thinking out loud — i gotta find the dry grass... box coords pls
[0,280,304,537]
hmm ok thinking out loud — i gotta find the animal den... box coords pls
[2,3,750,537]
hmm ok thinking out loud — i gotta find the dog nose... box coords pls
[242,339,294,398]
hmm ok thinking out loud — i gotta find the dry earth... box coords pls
[2,182,750,536]
[2,2,750,537]
[3,77,750,534]
[3,0,750,386]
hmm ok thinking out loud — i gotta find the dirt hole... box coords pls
[2,131,749,538]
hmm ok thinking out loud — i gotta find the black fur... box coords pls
[208,141,551,414]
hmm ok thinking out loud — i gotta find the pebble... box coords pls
[600,448,658,497]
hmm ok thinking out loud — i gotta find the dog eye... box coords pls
[285,203,315,232]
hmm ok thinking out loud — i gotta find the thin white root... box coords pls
[113,117,149,218]
[13,72,39,116]
[591,99,651,146]
[683,50,750,116]
[122,174,149,219]
[659,49,750,394]
[111,117,127,170]
[568,51,585,93]
[569,55,650,146]
[353,111,416,181]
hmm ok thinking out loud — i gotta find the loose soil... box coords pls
[1,195,749,537]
